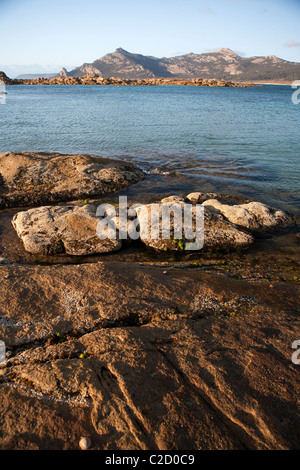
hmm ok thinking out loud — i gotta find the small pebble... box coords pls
[79,436,91,450]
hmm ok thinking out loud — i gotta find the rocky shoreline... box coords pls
[0,152,299,450]
[0,152,144,209]
[0,71,255,87]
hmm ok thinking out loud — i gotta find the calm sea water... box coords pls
[0,84,299,212]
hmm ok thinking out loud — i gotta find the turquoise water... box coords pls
[0,84,299,211]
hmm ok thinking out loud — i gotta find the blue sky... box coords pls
[0,0,300,76]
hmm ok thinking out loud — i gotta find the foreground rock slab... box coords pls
[12,199,254,255]
[0,152,144,208]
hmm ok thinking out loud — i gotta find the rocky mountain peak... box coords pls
[115,48,128,54]
[59,48,300,82]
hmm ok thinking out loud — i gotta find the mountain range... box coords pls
[59,48,300,83]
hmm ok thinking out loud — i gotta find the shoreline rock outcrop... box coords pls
[0,152,144,209]
[12,204,122,256]
[202,199,289,230]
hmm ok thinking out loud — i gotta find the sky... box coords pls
[0,0,300,76]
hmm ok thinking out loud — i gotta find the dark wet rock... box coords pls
[0,152,144,209]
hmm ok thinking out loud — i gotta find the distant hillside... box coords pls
[15,73,57,80]
[59,48,300,82]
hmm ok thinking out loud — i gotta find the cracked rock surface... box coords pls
[0,152,299,450]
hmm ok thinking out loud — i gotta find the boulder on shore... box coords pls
[0,259,298,450]
[136,198,254,251]
[0,152,144,208]
[12,204,122,255]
